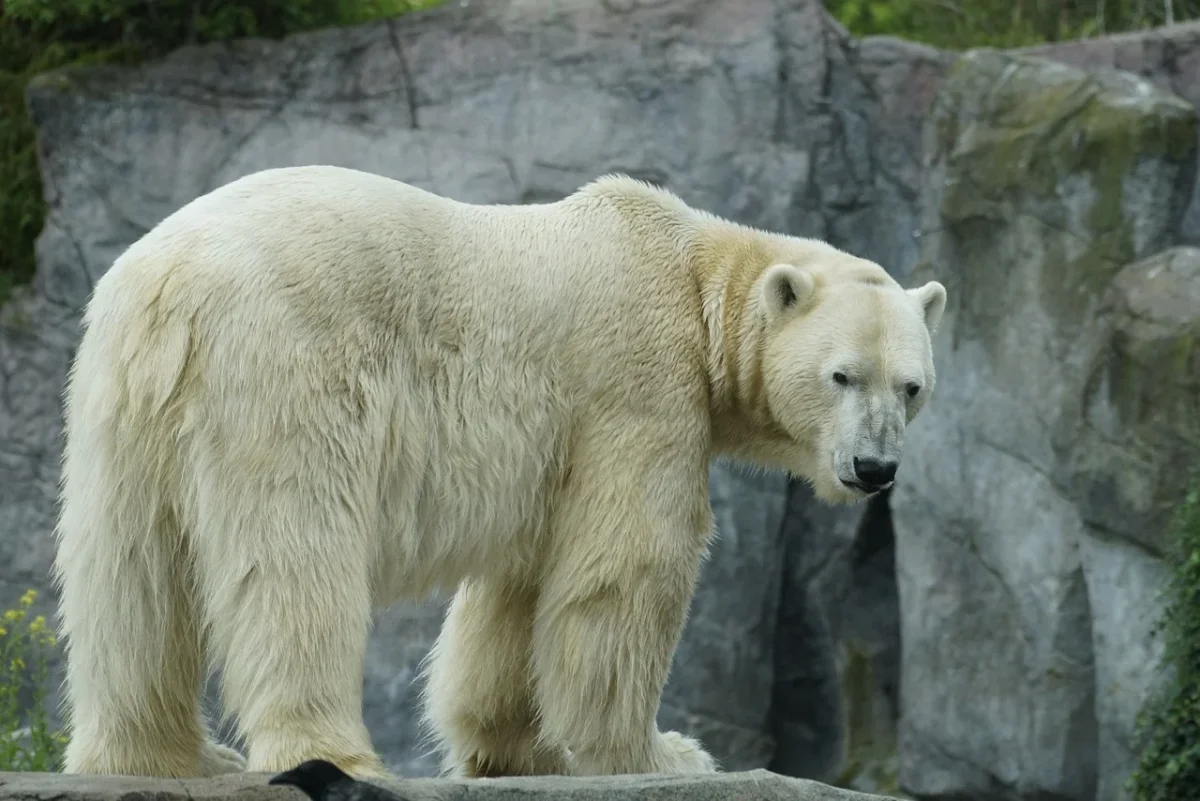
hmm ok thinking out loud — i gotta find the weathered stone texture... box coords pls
[770,487,903,796]
[891,49,1197,801]
[1022,20,1200,246]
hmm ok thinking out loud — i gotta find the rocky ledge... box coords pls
[0,770,891,801]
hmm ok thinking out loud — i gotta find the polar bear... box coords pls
[52,166,946,781]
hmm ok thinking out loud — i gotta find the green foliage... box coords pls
[0,0,442,307]
[826,0,1200,50]
[1128,477,1200,801]
[4,0,438,49]
[0,589,65,772]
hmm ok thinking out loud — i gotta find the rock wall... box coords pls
[891,49,1197,801]
[1,1,1198,799]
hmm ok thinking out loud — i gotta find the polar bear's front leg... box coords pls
[422,579,569,777]
[529,431,719,776]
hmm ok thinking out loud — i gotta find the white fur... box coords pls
[52,166,946,780]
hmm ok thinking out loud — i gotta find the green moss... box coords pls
[932,52,1196,355]
[1129,477,1200,801]
[1172,334,1196,377]
[834,644,903,796]
[0,0,445,308]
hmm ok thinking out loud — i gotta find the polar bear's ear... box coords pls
[909,280,947,333]
[760,263,816,321]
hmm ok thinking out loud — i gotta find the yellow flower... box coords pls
[0,627,7,638]
[10,658,24,672]
[4,609,24,623]
[43,634,57,647]
[19,589,36,607]
[28,616,45,634]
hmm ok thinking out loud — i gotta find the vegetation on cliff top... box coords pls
[826,0,1200,49]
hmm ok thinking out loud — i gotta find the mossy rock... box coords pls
[1074,247,1200,553]
[918,49,1196,393]
[935,50,1196,210]
[932,50,1195,278]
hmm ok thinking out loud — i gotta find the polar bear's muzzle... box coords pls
[841,456,898,495]
[833,444,901,497]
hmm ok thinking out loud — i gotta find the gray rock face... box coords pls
[770,486,903,796]
[1080,246,1200,801]
[891,49,1197,801]
[1021,21,1200,249]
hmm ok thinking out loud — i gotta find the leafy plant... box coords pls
[1128,476,1200,801]
[0,589,65,772]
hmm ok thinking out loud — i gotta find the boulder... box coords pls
[891,48,1197,801]
[1078,246,1200,801]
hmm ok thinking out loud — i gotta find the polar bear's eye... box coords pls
[833,372,849,386]
[906,383,921,398]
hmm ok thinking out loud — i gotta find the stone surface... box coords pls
[769,484,903,796]
[845,34,953,283]
[1075,247,1200,554]
[1079,246,1200,801]
[0,769,894,801]
[891,49,1197,801]
[1021,20,1200,247]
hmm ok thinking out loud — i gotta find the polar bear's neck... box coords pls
[688,224,778,429]
[575,175,783,432]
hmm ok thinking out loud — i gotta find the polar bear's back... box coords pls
[105,166,547,330]
[74,166,708,595]
[96,166,687,380]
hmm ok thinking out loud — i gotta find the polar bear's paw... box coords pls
[199,741,248,776]
[655,731,718,774]
[568,730,718,776]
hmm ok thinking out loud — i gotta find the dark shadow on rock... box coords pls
[768,481,902,796]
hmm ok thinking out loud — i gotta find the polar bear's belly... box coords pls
[369,361,571,602]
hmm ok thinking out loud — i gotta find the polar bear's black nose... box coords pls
[854,457,898,487]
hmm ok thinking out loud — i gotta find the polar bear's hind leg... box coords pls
[55,460,225,777]
[189,431,390,781]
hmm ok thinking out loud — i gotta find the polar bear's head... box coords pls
[748,259,946,505]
